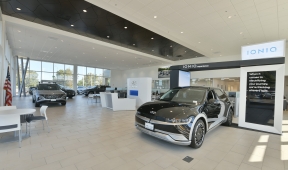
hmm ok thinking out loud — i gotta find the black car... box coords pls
[135,86,233,148]
[59,85,76,98]
[83,85,109,96]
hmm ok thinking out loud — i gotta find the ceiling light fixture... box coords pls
[133,44,135,46]
[228,16,232,19]
[55,47,57,48]
[154,16,157,18]
[124,26,127,29]
[185,51,186,52]
[83,10,87,12]
[71,25,74,27]
[152,50,154,51]
[198,42,201,43]
[151,37,154,39]
[240,32,243,34]
[18,30,21,32]
[107,36,109,38]
[170,45,172,47]
[93,47,95,49]
[19,47,21,48]
[181,32,183,33]
[16,8,21,10]
[211,49,213,50]
[61,40,63,42]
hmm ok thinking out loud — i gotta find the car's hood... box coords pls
[37,90,65,95]
[137,101,200,120]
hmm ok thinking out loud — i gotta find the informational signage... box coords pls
[158,68,170,78]
[179,71,190,87]
[246,71,276,126]
[242,40,286,60]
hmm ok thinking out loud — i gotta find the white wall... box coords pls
[110,69,125,88]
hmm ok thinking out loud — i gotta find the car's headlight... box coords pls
[166,117,193,123]
[136,111,141,115]
[38,95,45,100]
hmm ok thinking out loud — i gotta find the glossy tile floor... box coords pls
[0,95,287,170]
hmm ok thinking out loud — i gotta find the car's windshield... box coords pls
[160,88,206,104]
[38,84,60,90]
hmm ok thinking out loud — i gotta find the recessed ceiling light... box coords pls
[93,47,95,49]
[195,56,197,57]
[154,16,157,18]
[228,16,232,19]
[83,53,85,54]
[105,57,106,58]
[220,55,222,56]
[16,8,21,10]
[19,40,21,42]
[124,27,127,29]
[107,36,109,38]
[122,60,124,61]
[137,63,138,64]
[170,45,172,47]
[152,50,154,51]
[167,55,168,56]
[198,42,201,43]
[211,49,213,50]
[133,44,135,46]
[19,47,21,48]
[185,51,186,52]
[181,32,183,33]
[83,10,87,12]
[150,61,151,62]
[55,47,57,48]
[18,30,21,32]
[61,40,63,42]
[71,25,74,27]
[151,37,154,39]
[240,32,243,34]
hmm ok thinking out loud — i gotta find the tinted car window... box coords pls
[38,84,60,90]
[214,89,227,101]
[160,88,206,104]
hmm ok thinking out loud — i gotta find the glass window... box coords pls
[85,74,96,87]
[54,63,64,73]
[87,67,95,75]
[160,88,206,104]
[77,75,85,87]
[103,69,111,77]
[42,72,54,81]
[96,68,103,76]
[26,70,40,87]
[104,78,110,86]
[214,89,227,100]
[65,74,73,88]
[96,77,103,85]
[77,66,86,75]
[30,60,41,71]
[65,65,73,74]
[42,62,53,72]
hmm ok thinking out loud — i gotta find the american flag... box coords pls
[3,66,12,106]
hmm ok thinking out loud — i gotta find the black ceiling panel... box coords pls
[0,0,205,61]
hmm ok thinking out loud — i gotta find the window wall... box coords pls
[77,66,111,87]
[19,60,75,94]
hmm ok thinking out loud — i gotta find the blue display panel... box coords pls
[130,90,138,96]
[179,71,191,87]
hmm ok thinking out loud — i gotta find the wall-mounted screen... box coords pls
[179,71,190,87]
[158,68,170,78]
[245,71,276,126]
[129,90,138,96]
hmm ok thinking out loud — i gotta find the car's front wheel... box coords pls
[190,119,206,149]
[223,108,233,126]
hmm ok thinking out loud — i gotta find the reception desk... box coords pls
[100,92,136,111]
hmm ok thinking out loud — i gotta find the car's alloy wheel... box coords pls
[190,119,205,148]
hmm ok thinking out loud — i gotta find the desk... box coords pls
[0,109,36,137]
[100,92,136,111]
[0,109,36,115]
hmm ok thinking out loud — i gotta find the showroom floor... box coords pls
[0,96,287,170]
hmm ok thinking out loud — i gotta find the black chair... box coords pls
[26,106,50,136]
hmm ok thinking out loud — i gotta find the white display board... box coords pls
[127,77,152,107]
[179,70,191,87]
[241,40,286,60]
[239,64,284,134]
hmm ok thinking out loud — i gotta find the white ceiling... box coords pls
[5,17,171,70]
[87,0,288,57]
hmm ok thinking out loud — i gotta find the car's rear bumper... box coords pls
[135,123,191,146]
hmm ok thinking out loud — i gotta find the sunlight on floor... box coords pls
[281,145,288,160]
[249,145,266,162]
[258,135,269,143]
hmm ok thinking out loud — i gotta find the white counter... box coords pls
[100,92,136,111]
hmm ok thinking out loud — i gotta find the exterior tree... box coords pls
[56,68,73,88]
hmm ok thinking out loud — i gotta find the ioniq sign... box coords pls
[242,40,286,60]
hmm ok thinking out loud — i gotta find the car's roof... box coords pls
[173,86,222,90]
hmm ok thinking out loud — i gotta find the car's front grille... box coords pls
[42,94,63,99]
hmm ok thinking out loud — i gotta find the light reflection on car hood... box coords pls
[37,90,65,95]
